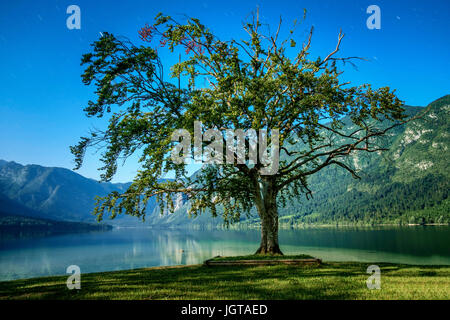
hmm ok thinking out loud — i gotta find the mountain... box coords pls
[143,95,450,227]
[0,194,112,233]
[0,161,154,226]
[0,95,448,228]
[273,95,449,226]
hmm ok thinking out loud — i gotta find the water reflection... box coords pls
[0,226,449,280]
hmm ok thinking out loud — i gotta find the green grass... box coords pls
[209,254,315,261]
[0,261,449,300]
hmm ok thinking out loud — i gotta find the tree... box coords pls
[71,10,407,254]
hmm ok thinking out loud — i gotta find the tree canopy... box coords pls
[71,10,406,253]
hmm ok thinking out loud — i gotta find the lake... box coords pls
[0,226,449,281]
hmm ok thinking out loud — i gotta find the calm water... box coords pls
[0,226,449,281]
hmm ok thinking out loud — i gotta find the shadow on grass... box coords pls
[0,262,448,300]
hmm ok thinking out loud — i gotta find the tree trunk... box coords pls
[254,180,283,255]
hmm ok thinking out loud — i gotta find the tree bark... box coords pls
[254,179,283,255]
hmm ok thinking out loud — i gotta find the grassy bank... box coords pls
[1,261,449,300]
[209,254,314,261]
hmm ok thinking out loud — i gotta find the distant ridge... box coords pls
[0,160,151,226]
[0,193,112,233]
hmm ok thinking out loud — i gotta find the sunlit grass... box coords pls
[0,262,448,300]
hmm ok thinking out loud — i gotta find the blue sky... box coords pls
[0,0,449,182]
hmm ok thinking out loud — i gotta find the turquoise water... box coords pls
[0,226,449,281]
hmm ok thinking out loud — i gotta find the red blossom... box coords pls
[184,39,204,55]
[138,24,154,42]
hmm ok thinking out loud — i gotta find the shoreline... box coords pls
[2,258,450,283]
[112,223,450,230]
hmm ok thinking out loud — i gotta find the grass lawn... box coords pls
[0,260,449,300]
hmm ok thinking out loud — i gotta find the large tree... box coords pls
[71,11,406,254]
